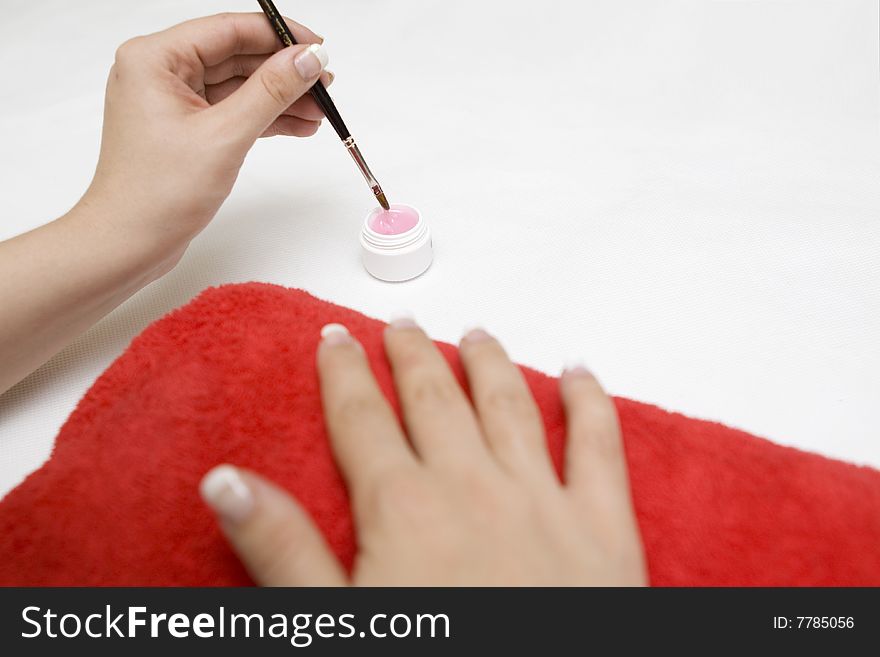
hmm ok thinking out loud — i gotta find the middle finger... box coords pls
[383,316,489,467]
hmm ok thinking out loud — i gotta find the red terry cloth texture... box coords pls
[0,282,878,586]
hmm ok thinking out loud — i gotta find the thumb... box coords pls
[216,43,329,144]
[200,464,347,586]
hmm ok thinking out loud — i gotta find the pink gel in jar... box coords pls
[361,203,432,282]
[368,204,420,235]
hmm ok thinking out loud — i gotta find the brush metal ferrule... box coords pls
[343,137,390,210]
[344,137,379,187]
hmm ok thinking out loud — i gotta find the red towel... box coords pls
[0,282,878,586]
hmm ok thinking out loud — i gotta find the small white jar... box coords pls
[360,204,433,282]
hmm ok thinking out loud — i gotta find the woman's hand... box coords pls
[85,12,330,261]
[200,318,647,586]
[0,13,331,393]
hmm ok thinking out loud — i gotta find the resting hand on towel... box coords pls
[0,13,329,392]
[0,13,647,586]
[200,319,648,586]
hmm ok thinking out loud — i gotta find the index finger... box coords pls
[160,12,323,67]
[317,324,417,496]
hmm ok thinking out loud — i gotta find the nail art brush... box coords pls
[256,0,391,210]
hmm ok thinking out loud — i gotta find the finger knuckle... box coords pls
[261,123,280,139]
[385,329,429,361]
[231,56,247,79]
[114,37,146,66]
[363,471,429,520]
[457,469,517,524]
[575,415,624,461]
[465,470,504,505]
[288,121,312,138]
[333,394,385,428]
[482,386,531,415]
[258,67,293,107]
[206,11,239,33]
[212,12,246,54]
[248,524,305,582]
[408,378,459,408]
[592,427,625,461]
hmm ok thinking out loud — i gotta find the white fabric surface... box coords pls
[1,0,878,496]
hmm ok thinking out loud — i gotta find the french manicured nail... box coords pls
[462,327,493,343]
[200,465,254,523]
[563,361,592,378]
[320,323,352,345]
[388,311,418,330]
[294,43,329,79]
[324,69,335,85]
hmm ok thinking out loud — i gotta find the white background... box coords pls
[0,0,878,496]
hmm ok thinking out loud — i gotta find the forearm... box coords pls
[0,199,180,393]
[0,12,329,395]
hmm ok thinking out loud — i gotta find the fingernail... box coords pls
[462,327,493,343]
[320,323,352,345]
[294,43,329,80]
[388,310,418,330]
[324,69,335,86]
[200,465,254,523]
[563,360,592,378]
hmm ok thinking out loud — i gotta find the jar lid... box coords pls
[360,204,433,282]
